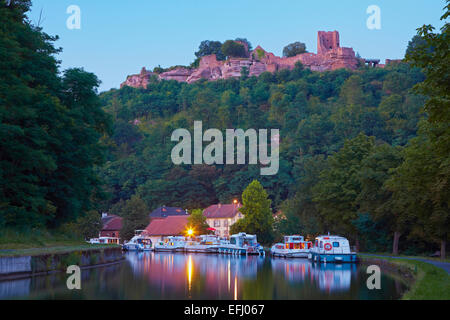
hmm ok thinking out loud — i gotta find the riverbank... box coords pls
[0,246,124,281]
[359,254,450,300]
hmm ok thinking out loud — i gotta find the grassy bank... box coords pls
[359,254,450,300]
[0,229,119,257]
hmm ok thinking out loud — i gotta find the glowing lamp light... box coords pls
[233,199,239,205]
[187,228,194,237]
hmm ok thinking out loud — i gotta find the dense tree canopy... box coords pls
[221,40,247,58]
[0,0,111,229]
[195,40,225,61]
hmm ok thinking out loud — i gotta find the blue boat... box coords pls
[308,235,357,263]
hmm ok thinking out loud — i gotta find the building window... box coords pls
[224,220,229,227]
[214,220,220,227]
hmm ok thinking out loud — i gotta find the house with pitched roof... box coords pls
[143,215,190,245]
[100,213,123,240]
[203,203,243,238]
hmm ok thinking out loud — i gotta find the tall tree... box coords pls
[356,144,405,254]
[393,1,450,258]
[187,209,211,236]
[313,134,375,249]
[195,40,225,60]
[230,180,274,244]
[282,42,307,57]
[120,195,149,241]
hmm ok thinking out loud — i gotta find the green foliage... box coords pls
[313,134,376,236]
[120,195,149,241]
[195,40,225,61]
[230,180,274,244]
[390,2,450,257]
[61,210,102,240]
[234,38,253,51]
[0,2,111,229]
[255,48,265,60]
[282,41,307,57]
[240,66,249,79]
[221,40,247,58]
[187,209,211,235]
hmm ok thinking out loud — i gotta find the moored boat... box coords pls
[218,232,265,256]
[308,235,357,263]
[271,235,312,258]
[88,237,120,245]
[123,230,153,251]
[184,235,221,253]
[154,236,186,252]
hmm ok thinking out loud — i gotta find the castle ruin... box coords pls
[121,31,394,89]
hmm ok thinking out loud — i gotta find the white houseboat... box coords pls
[218,233,265,256]
[184,235,221,253]
[308,235,357,263]
[271,235,312,258]
[154,236,186,252]
[122,230,153,251]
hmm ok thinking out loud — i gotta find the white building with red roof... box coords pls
[203,203,243,238]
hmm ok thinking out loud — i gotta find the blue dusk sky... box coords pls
[28,0,447,92]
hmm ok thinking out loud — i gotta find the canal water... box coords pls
[0,252,407,300]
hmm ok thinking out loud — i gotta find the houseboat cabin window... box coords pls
[333,242,340,247]
[319,241,323,248]
[230,238,236,245]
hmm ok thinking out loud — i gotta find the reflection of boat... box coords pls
[312,263,354,292]
[271,235,312,258]
[154,236,186,252]
[271,258,311,283]
[123,230,153,251]
[308,235,357,263]
[218,233,265,255]
[184,235,222,253]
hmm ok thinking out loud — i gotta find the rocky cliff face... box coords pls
[121,31,373,89]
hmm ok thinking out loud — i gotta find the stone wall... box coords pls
[0,247,123,280]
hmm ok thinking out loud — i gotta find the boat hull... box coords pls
[309,252,357,263]
[218,246,265,256]
[271,250,309,258]
[154,246,183,252]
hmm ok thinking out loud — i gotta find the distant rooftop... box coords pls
[144,215,189,236]
[203,203,242,219]
[149,206,188,219]
[101,214,123,231]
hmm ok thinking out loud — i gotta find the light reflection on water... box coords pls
[0,252,406,300]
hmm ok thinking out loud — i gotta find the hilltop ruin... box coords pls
[121,31,395,89]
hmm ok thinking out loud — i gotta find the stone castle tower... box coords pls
[317,31,341,55]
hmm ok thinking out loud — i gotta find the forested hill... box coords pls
[98,62,427,248]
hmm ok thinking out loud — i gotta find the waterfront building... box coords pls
[203,203,243,238]
[100,213,123,240]
[144,215,190,245]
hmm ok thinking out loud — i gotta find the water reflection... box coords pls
[0,252,407,300]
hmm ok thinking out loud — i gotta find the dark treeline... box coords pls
[0,1,111,232]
